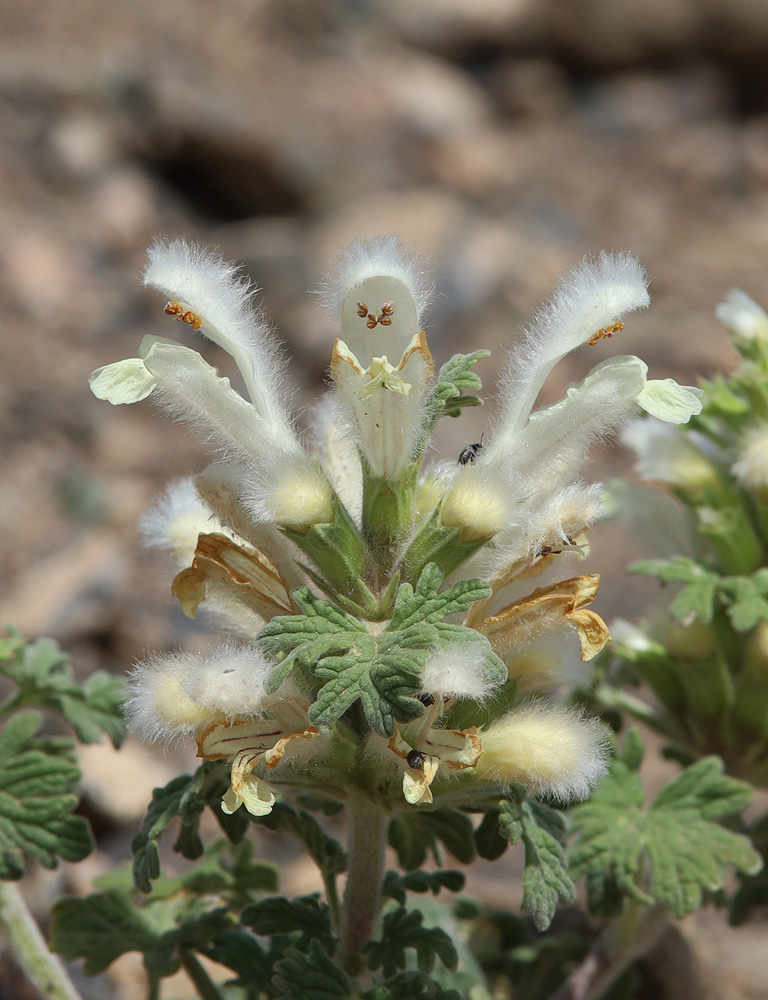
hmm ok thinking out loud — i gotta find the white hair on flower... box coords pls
[139,477,221,566]
[143,238,297,448]
[488,252,650,456]
[421,644,499,701]
[124,650,211,744]
[476,702,610,802]
[182,642,281,718]
[316,234,434,327]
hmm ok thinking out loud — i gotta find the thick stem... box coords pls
[338,795,388,977]
[0,881,83,1000]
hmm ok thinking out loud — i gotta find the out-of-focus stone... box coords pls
[385,0,542,50]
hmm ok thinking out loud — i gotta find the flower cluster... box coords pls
[91,237,702,816]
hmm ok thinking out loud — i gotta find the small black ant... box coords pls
[458,433,485,465]
[406,749,425,770]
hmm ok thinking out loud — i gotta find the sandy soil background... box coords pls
[2,0,768,996]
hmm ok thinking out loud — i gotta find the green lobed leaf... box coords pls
[0,632,125,747]
[389,808,476,871]
[0,710,93,878]
[382,869,465,905]
[252,802,346,880]
[363,972,463,1000]
[427,350,490,422]
[242,894,334,950]
[730,811,768,925]
[50,891,178,978]
[260,566,498,737]
[630,558,720,625]
[364,907,458,978]
[570,748,762,919]
[132,764,247,893]
[198,928,273,990]
[272,939,351,1000]
[498,798,575,931]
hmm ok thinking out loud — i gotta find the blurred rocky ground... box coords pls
[2,0,768,996]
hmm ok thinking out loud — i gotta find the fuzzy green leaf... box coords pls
[364,972,463,1000]
[50,891,178,978]
[388,563,491,631]
[0,632,126,747]
[498,798,575,931]
[388,808,476,871]
[720,571,768,631]
[382,869,465,905]
[253,802,346,880]
[364,907,457,978]
[629,558,720,625]
[132,764,247,893]
[272,940,351,999]
[428,350,490,422]
[730,811,768,925]
[0,710,92,878]
[570,752,762,919]
[198,929,273,989]
[242,895,333,949]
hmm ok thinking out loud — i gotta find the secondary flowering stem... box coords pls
[338,795,388,977]
[0,882,83,1000]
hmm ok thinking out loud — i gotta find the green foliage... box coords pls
[132,763,248,893]
[252,802,346,882]
[389,807,476,870]
[364,906,457,978]
[569,734,762,919]
[260,565,502,738]
[242,895,334,950]
[382,869,465,905]
[427,350,490,422]
[497,798,576,932]
[0,710,93,878]
[272,940,351,1000]
[363,971,462,999]
[0,630,125,747]
[729,810,768,925]
[631,558,768,632]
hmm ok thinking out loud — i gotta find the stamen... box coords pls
[164,300,203,330]
[588,320,623,347]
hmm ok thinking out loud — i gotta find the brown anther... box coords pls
[181,310,203,329]
[587,320,624,347]
[164,301,182,316]
[357,302,368,317]
[378,315,392,326]
[366,315,378,329]
[380,301,394,316]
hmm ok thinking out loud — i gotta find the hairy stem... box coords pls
[0,881,83,1000]
[338,795,388,977]
[178,948,225,1000]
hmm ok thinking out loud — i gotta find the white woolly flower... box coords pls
[622,419,721,492]
[324,237,435,477]
[716,289,768,341]
[421,644,499,701]
[143,238,295,443]
[244,456,336,533]
[140,477,223,568]
[733,422,768,493]
[475,702,610,802]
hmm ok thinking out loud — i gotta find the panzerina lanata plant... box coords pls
[88,236,703,983]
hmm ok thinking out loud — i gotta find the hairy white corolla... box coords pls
[323,237,435,477]
[90,240,304,467]
[733,422,768,494]
[140,477,224,568]
[244,456,336,533]
[622,419,721,493]
[475,702,609,802]
[716,289,768,342]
